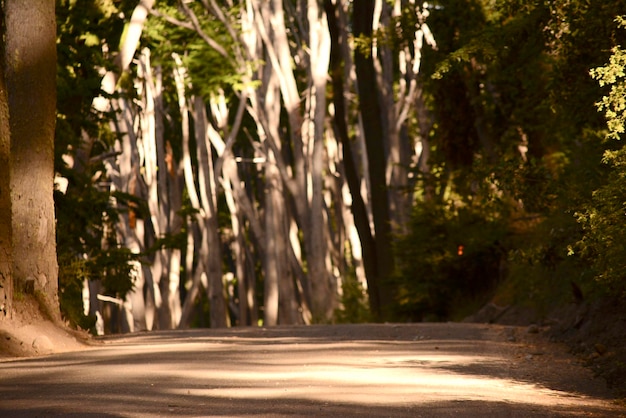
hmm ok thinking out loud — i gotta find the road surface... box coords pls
[0,323,623,417]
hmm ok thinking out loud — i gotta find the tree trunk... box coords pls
[306,0,334,322]
[137,49,184,330]
[165,141,184,329]
[4,0,59,320]
[193,97,228,328]
[108,96,145,333]
[173,56,201,329]
[325,0,380,316]
[353,0,395,320]
[263,155,280,327]
[0,25,12,320]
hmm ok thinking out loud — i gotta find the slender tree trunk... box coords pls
[373,0,403,223]
[353,0,395,320]
[326,0,380,316]
[138,50,165,329]
[153,61,180,329]
[136,50,184,330]
[378,0,435,232]
[4,0,59,319]
[80,6,158,332]
[221,157,261,325]
[276,182,300,325]
[414,86,434,200]
[165,143,184,328]
[172,57,228,328]
[223,177,249,325]
[263,153,280,326]
[306,0,334,321]
[193,97,228,328]
[106,94,149,334]
[172,55,199,329]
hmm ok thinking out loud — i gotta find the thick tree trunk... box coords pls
[0,29,12,320]
[4,0,59,319]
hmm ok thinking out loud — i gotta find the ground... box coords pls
[1,296,625,413]
[465,297,626,398]
[0,296,91,358]
[1,322,625,416]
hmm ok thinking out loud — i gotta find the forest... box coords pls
[4,0,626,335]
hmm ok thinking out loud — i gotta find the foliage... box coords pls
[502,211,591,310]
[55,0,140,328]
[590,17,626,141]
[334,270,371,324]
[143,3,242,99]
[55,178,141,325]
[394,201,508,321]
[52,0,626,328]
[57,255,96,331]
[55,0,135,153]
[591,46,626,140]
[393,0,626,320]
[575,20,626,296]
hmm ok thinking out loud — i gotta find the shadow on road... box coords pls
[0,323,622,417]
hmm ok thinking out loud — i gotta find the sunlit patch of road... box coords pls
[0,324,621,417]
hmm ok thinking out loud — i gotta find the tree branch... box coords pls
[177,0,231,60]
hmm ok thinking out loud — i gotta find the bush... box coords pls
[393,202,508,321]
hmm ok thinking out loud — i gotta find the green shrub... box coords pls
[394,202,508,321]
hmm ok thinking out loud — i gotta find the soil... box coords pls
[464,297,626,398]
[0,296,94,359]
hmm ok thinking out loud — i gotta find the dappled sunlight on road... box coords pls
[127,340,605,410]
[0,324,621,417]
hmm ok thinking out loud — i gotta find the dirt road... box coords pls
[0,323,623,417]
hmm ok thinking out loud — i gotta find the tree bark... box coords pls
[0,19,12,320]
[263,154,280,326]
[325,0,380,316]
[193,97,228,328]
[353,0,395,320]
[4,0,59,319]
[107,96,145,333]
[307,0,334,321]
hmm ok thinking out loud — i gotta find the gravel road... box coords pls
[0,323,623,417]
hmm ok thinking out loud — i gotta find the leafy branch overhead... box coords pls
[590,18,626,141]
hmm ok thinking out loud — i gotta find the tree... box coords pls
[352,0,396,319]
[55,0,154,333]
[166,0,336,324]
[0,6,12,319]
[391,0,626,320]
[93,0,440,328]
[1,0,59,319]
[580,16,626,296]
